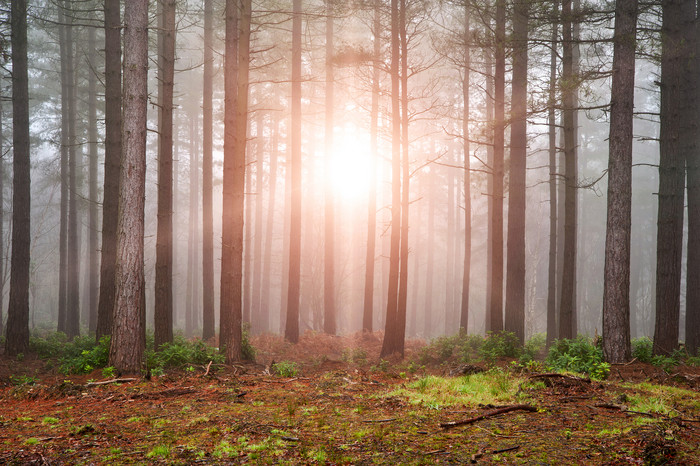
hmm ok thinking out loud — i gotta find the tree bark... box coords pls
[252,111,265,333]
[87,25,99,334]
[96,0,121,342]
[460,2,471,333]
[324,0,336,335]
[109,0,148,375]
[5,0,31,356]
[505,0,528,344]
[155,0,176,348]
[261,111,280,334]
[602,0,638,364]
[58,2,69,334]
[286,0,303,343]
[546,0,559,346]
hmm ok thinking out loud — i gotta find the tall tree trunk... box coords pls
[87,26,99,334]
[202,0,216,342]
[559,0,577,340]
[66,9,80,339]
[546,0,559,346]
[489,0,505,334]
[324,0,336,335]
[424,166,435,337]
[58,3,69,334]
[602,0,638,364]
[654,0,694,355]
[109,0,148,375]
[505,0,528,344]
[485,53,494,333]
[685,2,700,356]
[243,133,252,327]
[460,1,471,332]
[252,111,265,333]
[285,0,303,343]
[5,0,30,356]
[155,0,176,348]
[363,0,381,333]
[0,96,4,337]
[445,149,455,335]
[221,0,251,362]
[380,0,403,358]
[96,0,121,342]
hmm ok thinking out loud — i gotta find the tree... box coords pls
[87,24,99,333]
[488,0,505,334]
[460,0,470,332]
[57,2,69,335]
[602,0,638,364]
[546,0,559,346]
[109,0,148,375]
[96,0,121,342]
[5,0,31,356]
[220,0,251,362]
[654,0,695,355]
[155,0,176,348]
[285,0,303,343]
[504,0,529,344]
[324,0,336,335]
[202,0,216,342]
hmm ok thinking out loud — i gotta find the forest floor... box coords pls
[0,332,699,464]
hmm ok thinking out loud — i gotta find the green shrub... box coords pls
[146,335,225,372]
[520,333,546,363]
[546,336,609,379]
[479,331,522,361]
[59,336,111,374]
[272,360,299,377]
[631,337,653,363]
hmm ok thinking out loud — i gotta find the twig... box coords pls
[362,418,396,423]
[492,445,520,454]
[203,360,213,377]
[440,405,537,429]
[85,378,138,387]
[528,373,590,383]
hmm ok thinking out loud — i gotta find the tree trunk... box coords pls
[380,0,403,358]
[602,0,638,364]
[363,0,381,333]
[559,0,577,340]
[58,3,69,334]
[252,111,265,333]
[155,0,176,348]
[109,0,148,375]
[87,26,99,334]
[96,0,121,342]
[285,0,303,343]
[654,0,694,355]
[201,0,216,342]
[324,0,336,336]
[546,0,559,347]
[5,0,30,356]
[460,1,471,332]
[261,111,280,334]
[424,166,435,337]
[505,0,528,344]
[0,95,4,337]
[489,0,505,334]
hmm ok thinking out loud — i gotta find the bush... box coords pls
[272,360,299,377]
[631,337,653,363]
[546,336,609,379]
[146,335,225,372]
[520,333,547,364]
[479,331,522,361]
[59,336,111,374]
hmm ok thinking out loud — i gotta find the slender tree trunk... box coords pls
[460,2,471,332]
[0,96,4,337]
[505,0,528,344]
[445,150,455,335]
[109,0,148,375]
[424,167,435,337]
[252,111,265,333]
[380,0,403,358]
[485,53,494,333]
[5,0,30,356]
[324,0,336,335]
[546,0,559,346]
[243,134,252,327]
[602,0,638,364]
[96,0,121,342]
[654,0,694,355]
[286,0,303,343]
[363,0,381,333]
[202,0,216,342]
[489,0,505,334]
[87,26,99,334]
[58,3,69,335]
[559,0,577,340]
[155,0,176,348]
[261,112,280,334]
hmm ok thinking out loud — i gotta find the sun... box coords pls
[328,124,374,201]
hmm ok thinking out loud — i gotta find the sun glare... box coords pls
[329,124,374,201]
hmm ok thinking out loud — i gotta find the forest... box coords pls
[1,0,700,463]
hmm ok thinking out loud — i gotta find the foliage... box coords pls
[479,331,522,361]
[146,335,225,373]
[520,334,547,363]
[59,336,111,374]
[546,336,610,379]
[631,337,653,363]
[272,360,299,377]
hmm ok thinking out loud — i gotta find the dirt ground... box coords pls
[0,332,699,464]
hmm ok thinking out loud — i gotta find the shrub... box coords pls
[272,360,299,377]
[546,336,609,379]
[479,331,522,361]
[146,335,225,372]
[59,336,111,374]
[520,333,547,364]
[631,337,653,363]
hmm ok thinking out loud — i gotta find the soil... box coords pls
[0,332,699,465]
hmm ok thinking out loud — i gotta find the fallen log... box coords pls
[440,404,537,429]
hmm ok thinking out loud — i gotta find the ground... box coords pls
[0,332,699,464]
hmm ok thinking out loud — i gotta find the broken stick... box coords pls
[440,404,537,429]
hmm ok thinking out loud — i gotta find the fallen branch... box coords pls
[203,361,213,377]
[362,418,396,423]
[85,378,138,387]
[528,373,590,383]
[440,404,537,429]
